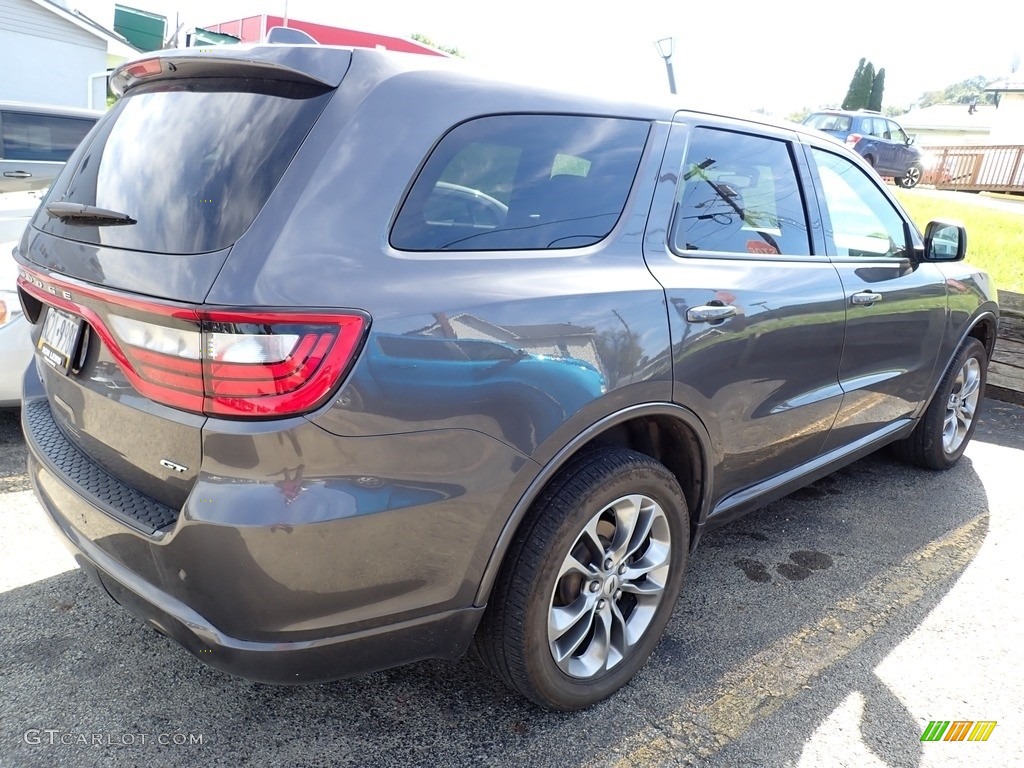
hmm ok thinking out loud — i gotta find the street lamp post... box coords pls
[655,37,677,95]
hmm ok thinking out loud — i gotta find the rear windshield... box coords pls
[804,114,852,132]
[35,78,331,254]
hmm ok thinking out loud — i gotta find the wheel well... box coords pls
[578,415,705,539]
[967,318,996,359]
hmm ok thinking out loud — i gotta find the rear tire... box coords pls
[891,338,986,469]
[475,447,689,710]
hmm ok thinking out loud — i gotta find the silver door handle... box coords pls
[3,171,32,178]
[686,304,737,323]
[851,292,883,305]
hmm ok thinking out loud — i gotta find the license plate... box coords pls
[38,306,83,374]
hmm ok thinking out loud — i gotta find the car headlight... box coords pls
[0,291,24,328]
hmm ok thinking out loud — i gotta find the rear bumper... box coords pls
[28,452,483,683]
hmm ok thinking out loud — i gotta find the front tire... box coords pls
[897,162,923,188]
[892,338,987,469]
[475,447,689,710]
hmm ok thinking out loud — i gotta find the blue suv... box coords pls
[804,110,924,188]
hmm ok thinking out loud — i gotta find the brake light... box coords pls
[17,267,367,419]
[846,134,862,147]
[108,311,366,417]
[124,58,162,78]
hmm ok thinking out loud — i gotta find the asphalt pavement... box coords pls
[1,399,1022,767]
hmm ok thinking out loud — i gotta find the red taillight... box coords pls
[17,268,367,419]
[199,312,365,416]
[846,133,862,147]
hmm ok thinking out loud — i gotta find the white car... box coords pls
[0,101,101,193]
[0,245,31,406]
[1,193,36,406]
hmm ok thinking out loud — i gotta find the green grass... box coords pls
[892,189,1024,295]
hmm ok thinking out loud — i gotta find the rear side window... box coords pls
[671,127,810,256]
[864,118,889,138]
[35,79,332,255]
[2,111,95,161]
[391,114,649,251]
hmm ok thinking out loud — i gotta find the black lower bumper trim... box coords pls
[22,397,177,534]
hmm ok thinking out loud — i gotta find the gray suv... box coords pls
[15,46,998,710]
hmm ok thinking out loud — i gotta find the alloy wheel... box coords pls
[547,493,671,679]
[943,357,981,454]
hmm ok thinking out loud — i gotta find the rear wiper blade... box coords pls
[45,202,137,226]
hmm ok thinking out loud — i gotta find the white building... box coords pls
[0,0,138,109]
[986,77,1024,144]
[898,103,995,147]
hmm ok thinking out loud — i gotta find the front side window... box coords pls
[391,115,649,251]
[888,122,908,144]
[671,127,810,256]
[811,148,909,259]
[1,112,95,161]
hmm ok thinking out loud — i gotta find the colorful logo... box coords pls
[920,721,997,742]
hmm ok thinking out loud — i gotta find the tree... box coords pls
[868,68,886,111]
[842,59,886,111]
[786,106,813,123]
[857,62,876,109]
[841,58,867,109]
[411,33,462,58]
[915,75,996,108]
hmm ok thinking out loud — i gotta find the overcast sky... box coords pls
[106,0,1022,115]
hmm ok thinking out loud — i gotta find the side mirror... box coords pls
[923,220,967,262]
[907,135,915,145]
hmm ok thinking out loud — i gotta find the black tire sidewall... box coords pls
[517,456,689,710]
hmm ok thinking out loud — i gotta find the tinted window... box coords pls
[35,79,331,255]
[671,128,810,256]
[391,115,649,251]
[1,112,95,161]
[811,148,908,258]
[804,114,852,132]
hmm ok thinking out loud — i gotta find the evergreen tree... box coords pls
[868,68,886,111]
[854,62,875,110]
[841,58,867,109]
[841,59,884,110]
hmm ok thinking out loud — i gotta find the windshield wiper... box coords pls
[45,202,137,226]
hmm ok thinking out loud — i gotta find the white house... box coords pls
[0,0,138,109]
[898,103,996,147]
[986,76,1024,144]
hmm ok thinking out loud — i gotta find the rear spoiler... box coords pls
[110,45,352,96]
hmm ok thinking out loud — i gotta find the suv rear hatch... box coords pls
[16,47,354,533]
